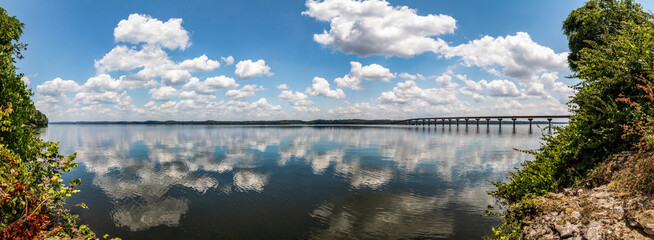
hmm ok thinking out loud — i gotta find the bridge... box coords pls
[399,115,571,129]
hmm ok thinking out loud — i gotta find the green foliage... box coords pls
[563,0,652,71]
[29,109,48,129]
[0,6,83,238]
[494,0,654,205]
[484,197,547,240]
[489,1,654,238]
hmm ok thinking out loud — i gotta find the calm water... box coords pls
[43,124,547,239]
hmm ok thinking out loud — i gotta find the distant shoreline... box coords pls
[50,119,567,125]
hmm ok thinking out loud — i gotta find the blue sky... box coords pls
[6,0,653,121]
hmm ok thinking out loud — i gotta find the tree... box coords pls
[494,0,654,203]
[0,7,82,238]
[563,0,652,71]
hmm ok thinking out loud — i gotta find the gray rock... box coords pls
[584,221,603,239]
[554,221,577,238]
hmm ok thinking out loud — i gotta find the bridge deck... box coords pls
[403,115,570,121]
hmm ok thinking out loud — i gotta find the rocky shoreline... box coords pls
[521,185,653,239]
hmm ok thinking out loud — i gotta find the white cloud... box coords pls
[334,74,362,90]
[398,72,425,80]
[442,32,568,82]
[292,106,321,112]
[225,84,264,100]
[21,76,30,86]
[277,84,289,89]
[306,77,346,99]
[73,90,130,105]
[149,86,179,101]
[208,98,283,117]
[303,0,455,57]
[378,80,456,105]
[182,77,200,89]
[335,62,395,90]
[94,44,219,87]
[193,76,239,95]
[160,69,191,86]
[234,59,273,80]
[455,74,485,102]
[278,90,315,106]
[435,73,458,89]
[177,55,220,72]
[221,56,234,65]
[82,74,123,92]
[351,62,395,82]
[114,13,190,50]
[36,78,81,102]
[481,80,522,97]
[95,45,168,73]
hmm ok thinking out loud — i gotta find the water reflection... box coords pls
[44,124,546,239]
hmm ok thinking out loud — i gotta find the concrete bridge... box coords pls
[399,115,571,129]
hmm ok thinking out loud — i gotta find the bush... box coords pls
[0,7,83,239]
[492,7,654,205]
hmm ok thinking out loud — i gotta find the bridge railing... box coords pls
[397,115,571,127]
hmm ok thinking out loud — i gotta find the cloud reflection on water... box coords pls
[45,125,539,236]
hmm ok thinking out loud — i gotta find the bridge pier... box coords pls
[486,118,490,128]
[449,119,452,127]
[465,119,469,127]
[528,118,533,133]
[442,119,445,127]
[456,119,459,127]
[498,118,503,131]
[512,118,517,128]
[476,118,480,127]
[547,118,553,128]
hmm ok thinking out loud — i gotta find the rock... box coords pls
[554,221,577,238]
[635,210,654,236]
[519,184,653,240]
[584,221,603,239]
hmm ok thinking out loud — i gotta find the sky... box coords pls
[5,0,654,121]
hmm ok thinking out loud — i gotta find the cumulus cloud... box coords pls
[21,76,30,86]
[306,77,346,99]
[221,56,234,65]
[481,80,522,97]
[234,59,273,80]
[435,73,458,89]
[208,98,283,117]
[442,32,568,82]
[73,90,130,105]
[292,106,321,112]
[398,72,425,80]
[149,86,179,101]
[193,76,239,95]
[455,74,485,102]
[225,84,264,100]
[278,90,315,106]
[82,74,123,92]
[36,78,81,102]
[276,84,289,89]
[177,55,221,72]
[335,62,395,90]
[95,44,220,87]
[114,13,190,50]
[378,80,456,105]
[303,0,455,57]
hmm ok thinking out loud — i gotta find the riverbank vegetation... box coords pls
[0,7,96,239]
[488,0,654,238]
